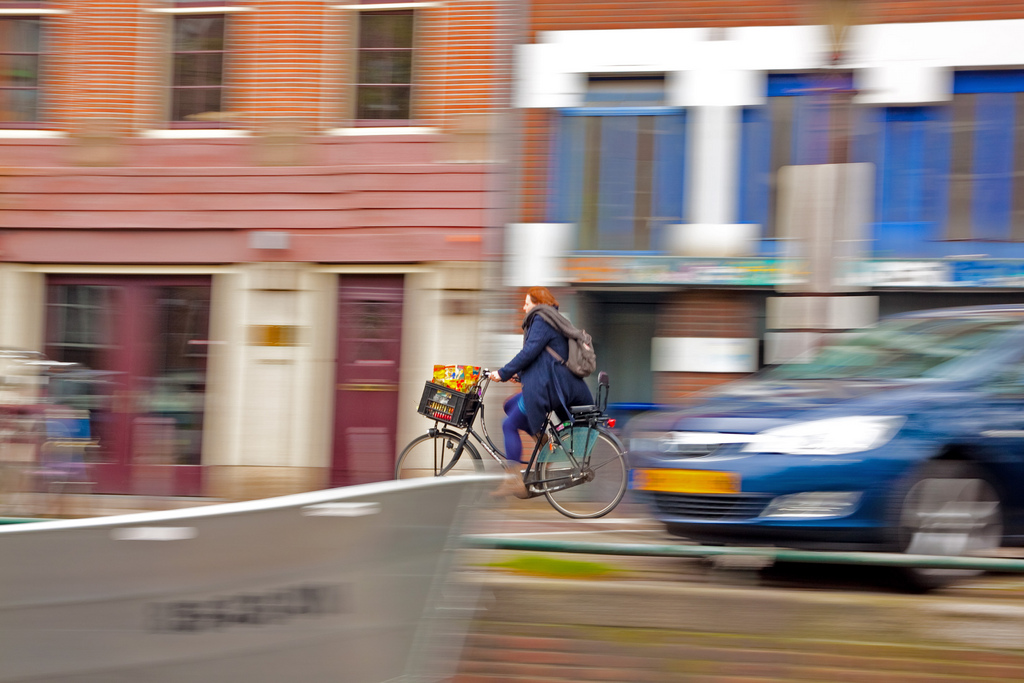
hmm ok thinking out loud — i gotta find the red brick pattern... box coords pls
[518,109,553,224]
[23,1,503,131]
[232,1,327,123]
[656,291,755,338]
[419,2,503,127]
[653,291,757,403]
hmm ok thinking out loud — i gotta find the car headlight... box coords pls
[741,416,905,455]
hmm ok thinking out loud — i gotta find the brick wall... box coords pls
[232,1,327,123]
[27,0,504,132]
[654,290,757,403]
[419,1,504,125]
[518,109,553,224]
[655,291,755,339]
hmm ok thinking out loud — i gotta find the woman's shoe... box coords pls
[491,463,528,499]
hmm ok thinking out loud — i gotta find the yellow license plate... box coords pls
[632,468,740,494]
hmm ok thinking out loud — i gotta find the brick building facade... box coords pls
[0,0,515,499]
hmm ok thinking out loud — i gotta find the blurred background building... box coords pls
[5,0,1024,502]
[507,0,1024,420]
[0,0,516,499]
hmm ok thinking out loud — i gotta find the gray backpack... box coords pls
[545,329,596,378]
[535,312,596,379]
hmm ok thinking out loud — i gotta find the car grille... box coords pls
[651,492,772,521]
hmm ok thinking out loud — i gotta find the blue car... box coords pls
[627,305,1024,588]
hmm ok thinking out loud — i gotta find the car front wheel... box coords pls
[892,460,1002,591]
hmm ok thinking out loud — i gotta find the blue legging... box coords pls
[502,392,532,464]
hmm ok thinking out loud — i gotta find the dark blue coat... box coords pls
[497,311,594,435]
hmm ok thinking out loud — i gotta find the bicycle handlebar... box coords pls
[478,369,493,400]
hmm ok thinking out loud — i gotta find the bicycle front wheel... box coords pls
[540,427,627,518]
[395,432,484,479]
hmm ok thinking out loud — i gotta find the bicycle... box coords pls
[395,370,628,518]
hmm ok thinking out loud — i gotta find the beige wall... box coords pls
[0,261,489,500]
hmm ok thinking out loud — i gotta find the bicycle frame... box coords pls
[425,373,604,497]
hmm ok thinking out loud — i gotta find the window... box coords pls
[355,9,414,122]
[945,72,1024,241]
[863,106,948,253]
[0,16,42,125]
[738,73,856,239]
[550,75,686,252]
[170,13,227,125]
[863,70,1024,255]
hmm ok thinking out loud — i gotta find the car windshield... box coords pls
[766,316,1022,380]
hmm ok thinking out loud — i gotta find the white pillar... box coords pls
[687,105,740,225]
[203,264,337,498]
[0,265,44,352]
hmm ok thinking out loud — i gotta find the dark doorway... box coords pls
[331,275,404,486]
[44,276,211,496]
[582,292,660,407]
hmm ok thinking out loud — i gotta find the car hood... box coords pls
[628,376,960,435]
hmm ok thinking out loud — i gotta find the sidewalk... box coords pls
[1,492,226,520]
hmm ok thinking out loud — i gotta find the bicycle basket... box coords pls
[417,381,480,428]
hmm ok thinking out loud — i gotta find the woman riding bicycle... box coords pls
[489,287,593,498]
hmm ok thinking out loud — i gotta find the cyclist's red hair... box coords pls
[526,286,559,307]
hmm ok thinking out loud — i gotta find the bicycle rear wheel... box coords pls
[539,427,627,518]
[395,432,484,479]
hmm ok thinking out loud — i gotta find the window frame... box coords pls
[0,6,60,129]
[737,72,856,246]
[550,105,687,254]
[945,71,1024,242]
[864,69,1024,254]
[148,3,249,130]
[337,2,438,128]
[168,11,229,129]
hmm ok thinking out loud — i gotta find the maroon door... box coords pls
[44,276,211,496]
[330,276,404,487]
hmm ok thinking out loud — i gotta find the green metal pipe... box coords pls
[463,535,1024,572]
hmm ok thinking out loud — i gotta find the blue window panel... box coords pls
[792,94,832,165]
[923,106,952,232]
[562,106,680,116]
[766,74,810,97]
[971,92,1016,239]
[551,109,686,252]
[954,70,1024,95]
[550,114,586,224]
[596,115,639,250]
[650,112,686,248]
[849,103,877,166]
[871,106,952,256]
[860,106,886,225]
[583,93,664,106]
[766,72,854,96]
[880,108,928,224]
[738,105,771,227]
[738,73,857,249]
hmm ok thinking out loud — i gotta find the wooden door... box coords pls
[330,276,404,487]
[44,277,211,495]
